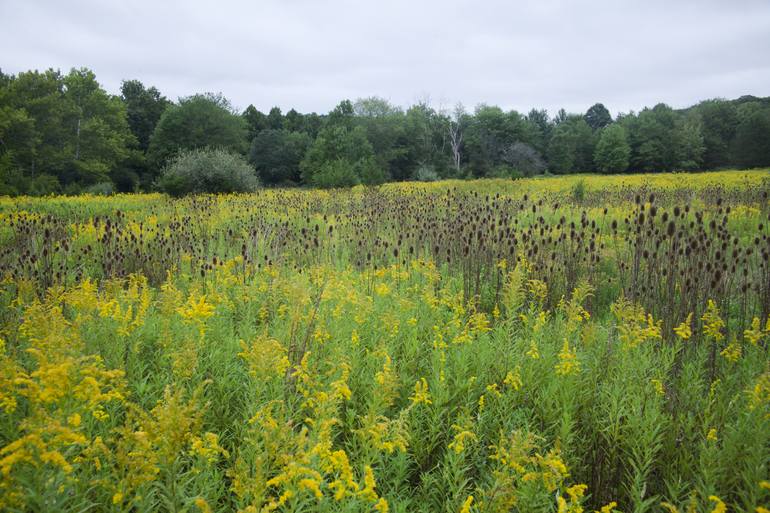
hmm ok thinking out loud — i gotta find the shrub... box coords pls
[571,178,586,202]
[158,148,259,196]
[309,158,361,189]
[28,174,61,196]
[84,182,115,196]
[413,165,440,182]
[489,165,523,180]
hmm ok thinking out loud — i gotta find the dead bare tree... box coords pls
[447,103,465,172]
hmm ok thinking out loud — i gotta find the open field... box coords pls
[1,170,769,513]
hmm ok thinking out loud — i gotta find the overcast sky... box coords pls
[2,0,770,117]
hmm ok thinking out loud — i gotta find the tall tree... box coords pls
[594,124,630,173]
[695,99,738,169]
[525,108,552,154]
[300,125,382,187]
[148,93,247,169]
[464,105,534,176]
[243,105,268,140]
[61,68,135,185]
[731,105,770,168]
[446,103,466,174]
[248,129,311,184]
[266,106,284,130]
[624,104,680,172]
[353,97,409,180]
[547,115,595,174]
[584,103,612,130]
[120,79,169,152]
[676,115,706,171]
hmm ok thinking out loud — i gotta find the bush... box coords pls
[571,179,587,202]
[412,165,440,182]
[84,182,115,196]
[489,165,523,180]
[309,158,361,189]
[158,148,259,196]
[28,174,61,196]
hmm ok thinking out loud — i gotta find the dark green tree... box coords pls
[248,129,311,185]
[694,99,738,169]
[547,116,595,173]
[243,105,268,140]
[624,104,680,172]
[594,124,630,173]
[525,108,552,154]
[120,79,169,152]
[148,93,247,169]
[300,125,382,187]
[731,105,770,168]
[676,115,706,171]
[61,68,135,186]
[584,103,612,130]
[266,107,284,130]
[353,97,410,180]
[464,105,535,176]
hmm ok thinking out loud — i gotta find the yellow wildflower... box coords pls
[448,424,477,453]
[410,378,432,405]
[707,428,718,442]
[651,379,665,396]
[709,495,726,513]
[595,501,617,513]
[702,300,725,341]
[555,339,580,376]
[459,495,474,513]
[526,339,540,359]
[674,313,693,340]
[194,497,212,513]
[504,366,522,391]
[720,338,742,362]
[374,497,389,512]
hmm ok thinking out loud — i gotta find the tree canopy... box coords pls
[1,66,769,195]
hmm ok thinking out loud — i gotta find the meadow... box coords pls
[0,170,769,513]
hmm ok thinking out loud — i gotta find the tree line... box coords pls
[1,67,769,195]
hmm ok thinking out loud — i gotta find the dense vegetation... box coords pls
[2,67,770,195]
[0,171,769,512]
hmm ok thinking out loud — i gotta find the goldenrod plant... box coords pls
[0,170,769,512]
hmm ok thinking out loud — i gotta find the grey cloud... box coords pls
[1,0,769,117]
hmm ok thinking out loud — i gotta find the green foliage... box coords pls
[547,116,595,173]
[624,104,681,172]
[2,64,770,196]
[696,99,739,169]
[242,104,268,140]
[676,115,706,171]
[27,173,62,196]
[412,165,440,182]
[248,129,311,185]
[148,93,247,169]
[464,105,536,176]
[0,173,769,512]
[570,178,586,201]
[584,102,612,130]
[731,106,770,168]
[0,68,134,192]
[300,125,383,188]
[594,124,631,173]
[83,181,115,195]
[120,79,169,152]
[158,147,259,196]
